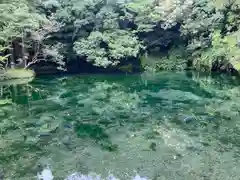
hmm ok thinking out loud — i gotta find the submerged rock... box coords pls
[37,132,51,138]
[149,142,157,151]
[175,114,196,123]
[182,116,196,123]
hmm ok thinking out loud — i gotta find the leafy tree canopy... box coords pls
[0,0,47,42]
[1,0,240,73]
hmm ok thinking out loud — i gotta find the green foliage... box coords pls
[0,0,66,73]
[123,0,230,72]
[74,31,112,67]
[193,30,240,71]
[181,0,223,37]
[0,0,47,42]
[0,99,12,105]
[74,30,142,67]
[125,0,161,32]
[41,0,145,68]
[223,31,240,70]
[180,0,240,72]
[156,47,188,71]
[192,31,224,70]
[0,45,10,70]
[141,46,188,71]
[0,0,237,72]
[0,55,8,62]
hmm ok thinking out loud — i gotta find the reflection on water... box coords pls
[37,166,148,180]
[1,72,240,179]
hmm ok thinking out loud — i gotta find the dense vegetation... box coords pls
[0,0,240,76]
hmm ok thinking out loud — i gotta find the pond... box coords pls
[1,71,240,180]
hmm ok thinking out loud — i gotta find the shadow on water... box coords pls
[1,71,240,179]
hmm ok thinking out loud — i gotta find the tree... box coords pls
[38,0,143,69]
[74,30,142,67]
[0,0,65,74]
[20,0,240,72]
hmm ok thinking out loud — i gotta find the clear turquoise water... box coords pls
[1,71,240,179]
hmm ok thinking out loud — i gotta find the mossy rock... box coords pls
[0,68,35,80]
[0,77,35,86]
[0,69,35,85]
[4,69,35,79]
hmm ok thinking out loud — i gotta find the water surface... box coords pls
[1,72,240,180]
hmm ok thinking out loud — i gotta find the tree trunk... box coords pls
[9,42,15,69]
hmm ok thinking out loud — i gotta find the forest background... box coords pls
[0,0,240,78]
